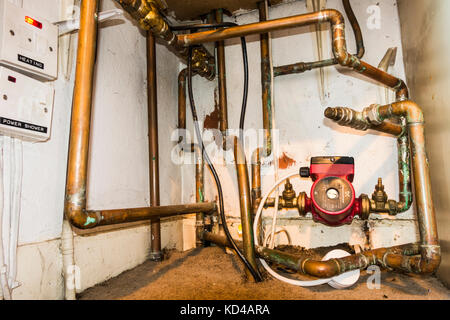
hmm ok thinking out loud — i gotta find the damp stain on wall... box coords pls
[203,89,221,130]
[278,152,296,169]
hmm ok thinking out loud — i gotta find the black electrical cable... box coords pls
[238,37,249,142]
[171,22,249,141]
[187,46,262,282]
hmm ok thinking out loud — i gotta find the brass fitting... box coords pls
[281,179,297,208]
[297,192,308,216]
[369,178,399,216]
[324,106,369,131]
[115,0,215,80]
[372,178,388,210]
[324,105,382,131]
[191,47,216,81]
[359,194,371,220]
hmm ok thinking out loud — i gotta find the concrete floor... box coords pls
[79,246,450,300]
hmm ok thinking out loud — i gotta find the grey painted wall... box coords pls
[398,0,450,287]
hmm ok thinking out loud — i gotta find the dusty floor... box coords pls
[79,246,450,300]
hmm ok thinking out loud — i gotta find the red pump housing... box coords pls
[300,157,362,226]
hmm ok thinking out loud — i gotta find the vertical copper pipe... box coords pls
[258,1,272,156]
[177,68,188,143]
[64,0,100,228]
[397,128,413,212]
[233,137,259,281]
[215,9,228,135]
[147,32,162,261]
[251,148,262,215]
[327,101,440,273]
[378,102,439,248]
[195,146,205,247]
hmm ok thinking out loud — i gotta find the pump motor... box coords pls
[299,156,364,226]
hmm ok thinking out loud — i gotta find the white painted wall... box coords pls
[4,0,425,299]
[181,0,418,250]
[8,0,184,299]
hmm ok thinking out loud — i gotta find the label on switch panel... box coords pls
[17,54,44,69]
[0,117,47,134]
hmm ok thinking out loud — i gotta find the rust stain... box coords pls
[203,89,220,130]
[278,152,296,170]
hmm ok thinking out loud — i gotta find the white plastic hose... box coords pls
[0,137,11,299]
[253,172,361,288]
[8,138,22,289]
[253,172,332,286]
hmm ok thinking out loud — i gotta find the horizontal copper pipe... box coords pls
[324,107,404,136]
[70,202,217,229]
[256,243,421,278]
[177,9,408,100]
[202,232,426,277]
[274,0,365,77]
[274,59,336,77]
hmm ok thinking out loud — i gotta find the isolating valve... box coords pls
[299,157,368,226]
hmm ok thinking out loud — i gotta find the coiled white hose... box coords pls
[253,172,332,286]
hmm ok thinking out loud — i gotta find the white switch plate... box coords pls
[0,0,58,81]
[0,67,54,142]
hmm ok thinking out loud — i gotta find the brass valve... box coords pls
[282,179,296,206]
[372,178,388,210]
[370,178,399,216]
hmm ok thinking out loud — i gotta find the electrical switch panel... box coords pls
[0,0,58,81]
[0,67,54,142]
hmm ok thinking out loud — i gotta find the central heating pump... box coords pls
[299,156,364,226]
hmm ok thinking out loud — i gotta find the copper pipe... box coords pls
[195,145,205,247]
[258,1,272,157]
[177,68,188,143]
[202,232,426,277]
[396,127,413,213]
[114,0,215,80]
[327,101,440,273]
[177,9,408,100]
[324,107,412,214]
[377,102,439,251]
[85,203,216,228]
[274,59,335,77]
[256,243,421,278]
[274,0,365,77]
[227,136,259,280]
[215,9,228,135]
[324,106,404,136]
[251,148,262,215]
[172,142,206,247]
[64,0,99,228]
[147,32,162,261]
[64,1,217,233]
